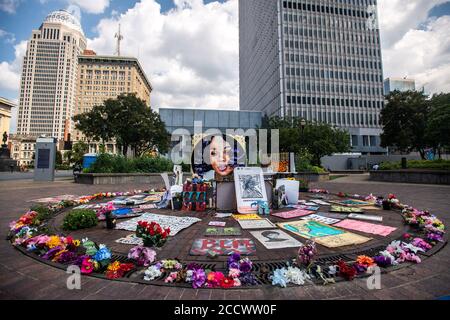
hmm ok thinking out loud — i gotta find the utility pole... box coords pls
[115,24,123,56]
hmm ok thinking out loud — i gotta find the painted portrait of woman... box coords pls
[191,134,246,178]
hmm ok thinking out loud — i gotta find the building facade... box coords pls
[9,135,36,166]
[0,97,16,139]
[16,10,87,141]
[239,0,386,154]
[74,52,152,153]
[383,77,416,95]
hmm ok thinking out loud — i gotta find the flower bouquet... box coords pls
[135,221,170,248]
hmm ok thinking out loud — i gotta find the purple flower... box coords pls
[56,251,77,263]
[229,261,239,270]
[239,272,257,285]
[373,255,392,268]
[74,254,90,266]
[192,268,206,289]
[227,253,241,268]
[353,263,367,274]
[239,260,252,273]
[41,246,62,260]
[186,263,201,271]
[128,246,156,267]
[427,232,444,242]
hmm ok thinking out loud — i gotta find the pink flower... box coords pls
[228,268,240,279]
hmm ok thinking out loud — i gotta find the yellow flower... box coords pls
[107,261,121,272]
[46,236,62,249]
[73,240,81,247]
[52,249,67,262]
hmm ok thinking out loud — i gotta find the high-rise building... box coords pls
[239,0,386,154]
[74,51,152,153]
[17,10,87,141]
[383,77,416,95]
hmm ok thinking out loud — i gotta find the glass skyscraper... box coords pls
[239,0,386,154]
[383,77,416,95]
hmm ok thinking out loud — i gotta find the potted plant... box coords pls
[135,221,170,248]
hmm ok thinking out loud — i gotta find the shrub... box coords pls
[63,209,98,231]
[379,159,450,171]
[86,154,173,174]
[30,205,52,223]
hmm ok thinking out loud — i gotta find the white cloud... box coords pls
[0,40,26,92]
[378,0,450,94]
[68,0,110,14]
[0,0,21,13]
[88,0,239,110]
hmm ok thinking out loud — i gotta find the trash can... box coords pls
[82,153,98,169]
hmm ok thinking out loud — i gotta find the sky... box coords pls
[1,0,450,133]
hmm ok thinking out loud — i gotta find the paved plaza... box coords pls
[1,175,449,300]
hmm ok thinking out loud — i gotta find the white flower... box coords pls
[285,267,310,286]
[144,265,162,281]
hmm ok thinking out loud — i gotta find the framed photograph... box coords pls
[234,167,268,214]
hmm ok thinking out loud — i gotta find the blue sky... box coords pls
[0,0,225,63]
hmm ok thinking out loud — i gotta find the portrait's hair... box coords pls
[191,134,246,177]
[261,230,285,242]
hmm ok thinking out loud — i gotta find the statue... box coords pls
[2,132,7,145]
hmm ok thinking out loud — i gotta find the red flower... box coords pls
[337,260,356,281]
[220,277,235,289]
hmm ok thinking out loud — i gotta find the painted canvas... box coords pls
[115,213,201,236]
[314,232,371,248]
[205,227,242,236]
[334,219,397,236]
[330,206,364,213]
[250,230,303,249]
[277,220,345,239]
[189,238,256,256]
[300,214,340,225]
[271,209,313,219]
[238,218,277,229]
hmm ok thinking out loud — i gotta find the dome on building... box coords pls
[43,10,84,35]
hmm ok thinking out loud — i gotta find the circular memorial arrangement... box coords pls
[7,189,447,289]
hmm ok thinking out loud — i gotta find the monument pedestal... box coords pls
[0,144,18,172]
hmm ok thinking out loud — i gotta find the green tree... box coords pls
[73,93,169,157]
[426,93,450,158]
[56,151,63,165]
[380,91,430,159]
[68,141,89,166]
[263,117,350,167]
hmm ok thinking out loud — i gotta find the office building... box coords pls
[16,10,87,141]
[383,77,416,95]
[239,0,386,154]
[74,51,152,153]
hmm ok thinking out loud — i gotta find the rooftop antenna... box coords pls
[115,24,123,56]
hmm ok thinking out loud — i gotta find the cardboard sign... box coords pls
[232,214,262,220]
[330,205,364,213]
[238,218,277,230]
[189,238,256,256]
[271,209,313,219]
[314,232,371,248]
[250,230,303,249]
[334,219,396,236]
[234,167,268,214]
[205,227,242,236]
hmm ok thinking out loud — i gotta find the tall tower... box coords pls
[239,0,386,154]
[16,10,86,141]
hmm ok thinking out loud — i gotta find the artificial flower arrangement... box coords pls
[128,245,157,267]
[142,254,258,289]
[135,221,171,248]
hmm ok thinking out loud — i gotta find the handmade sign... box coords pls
[275,179,300,204]
[250,230,303,249]
[348,213,383,222]
[232,214,262,220]
[310,199,330,206]
[330,206,363,213]
[337,199,372,206]
[300,214,341,225]
[334,219,397,236]
[316,212,349,220]
[277,220,345,239]
[295,205,320,211]
[271,209,313,219]
[189,238,256,256]
[234,167,268,214]
[115,234,143,246]
[314,232,371,248]
[138,204,157,210]
[209,221,226,227]
[215,213,233,218]
[31,195,79,203]
[237,218,277,230]
[115,213,201,236]
[205,227,242,236]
